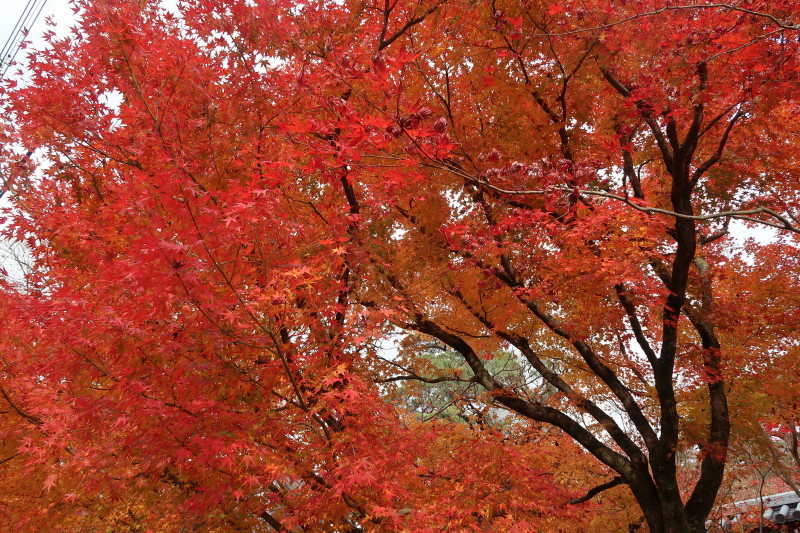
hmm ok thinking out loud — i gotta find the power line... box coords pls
[1,0,49,79]
[0,0,35,63]
[0,0,32,63]
[0,0,50,80]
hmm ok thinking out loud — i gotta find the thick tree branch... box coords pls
[377,0,445,51]
[615,284,658,366]
[679,286,730,529]
[678,61,708,164]
[616,123,645,199]
[521,298,660,452]
[654,160,695,463]
[690,110,744,186]
[436,178,660,457]
[408,318,637,479]
[261,510,287,532]
[450,287,652,463]
[600,68,674,168]
[650,253,730,530]
[449,182,661,455]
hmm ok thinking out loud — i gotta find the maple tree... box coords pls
[1,0,799,531]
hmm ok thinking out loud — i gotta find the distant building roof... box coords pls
[713,491,800,531]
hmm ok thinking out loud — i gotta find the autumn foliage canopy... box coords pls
[1,0,799,531]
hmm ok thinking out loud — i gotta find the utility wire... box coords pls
[0,0,36,63]
[2,0,48,65]
[0,0,34,58]
[0,0,50,80]
[1,0,49,79]
[1,0,49,204]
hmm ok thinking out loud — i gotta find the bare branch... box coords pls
[600,68,673,168]
[0,385,42,426]
[567,476,625,505]
[691,110,745,186]
[449,287,652,462]
[431,164,800,233]
[699,218,730,245]
[377,374,475,384]
[615,284,658,366]
[377,0,445,51]
[261,510,287,532]
[528,4,799,38]
[408,317,636,479]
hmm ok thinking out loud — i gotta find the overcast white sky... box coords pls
[2,0,74,76]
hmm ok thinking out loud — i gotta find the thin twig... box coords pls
[529,4,798,38]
